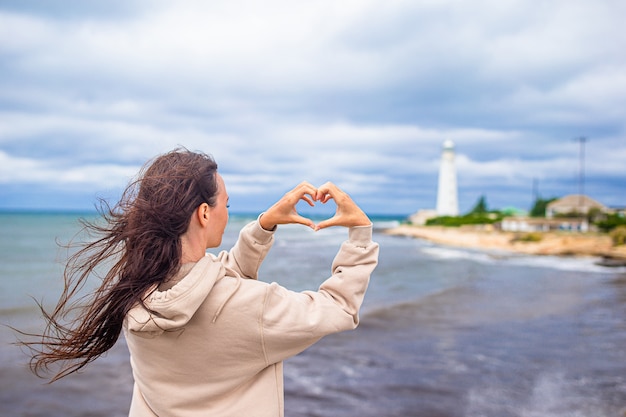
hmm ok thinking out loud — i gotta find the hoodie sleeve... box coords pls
[259,225,379,365]
[214,216,275,280]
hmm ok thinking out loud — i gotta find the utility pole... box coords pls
[575,136,586,212]
[531,177,539,214]
[574,136,587,231]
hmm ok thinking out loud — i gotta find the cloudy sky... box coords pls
[1,0,624,216]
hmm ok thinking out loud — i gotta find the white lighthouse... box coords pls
[436,140,459,216]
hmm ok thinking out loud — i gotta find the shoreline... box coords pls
[383,225,626,264]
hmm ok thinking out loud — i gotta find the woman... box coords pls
[21,148,379,416]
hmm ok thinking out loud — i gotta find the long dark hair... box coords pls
[17,148,218,382]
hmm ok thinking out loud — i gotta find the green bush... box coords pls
[596,214,626,232]
[425,212,505,227]
[610,225,626,246]
[529,197,557,217]
[511,232,543,243]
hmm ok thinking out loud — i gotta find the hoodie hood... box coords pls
[125,255,225,336]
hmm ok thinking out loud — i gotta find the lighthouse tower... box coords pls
[436,140,459,216]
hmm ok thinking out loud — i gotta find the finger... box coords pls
[317,193,331,204]
[297,180,317,189]
[292,214,316,229]
[315,215,340,230]
[316,190,334,204]
[315,182,334,200]
[292,183,318,205]
[318,182,346,204]
[300,195,315,207]
[295,182,318,196]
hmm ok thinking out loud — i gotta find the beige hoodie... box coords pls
[123,219,379,417]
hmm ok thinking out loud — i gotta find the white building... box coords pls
[436,140,459,216]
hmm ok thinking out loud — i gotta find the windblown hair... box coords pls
[18,148,218,382]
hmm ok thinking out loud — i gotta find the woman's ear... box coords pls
[198,203,210,226]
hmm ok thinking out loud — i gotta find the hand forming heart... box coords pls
[259,181,371,232]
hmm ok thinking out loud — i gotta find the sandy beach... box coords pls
[384,225,626,263]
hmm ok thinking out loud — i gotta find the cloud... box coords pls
[0,150,138,189]
[0,0,624,214]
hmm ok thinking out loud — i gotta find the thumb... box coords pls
[315,214,340,231]
[292,214,316,229]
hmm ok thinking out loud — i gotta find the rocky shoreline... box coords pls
[384,225,626,266]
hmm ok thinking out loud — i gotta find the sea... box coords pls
[1,211,625,417]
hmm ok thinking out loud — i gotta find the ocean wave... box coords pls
[421,246,499,263]
[466,371,619,417]
[420,245,626,274]
[372,220,400,230]
[507,254,626,274]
